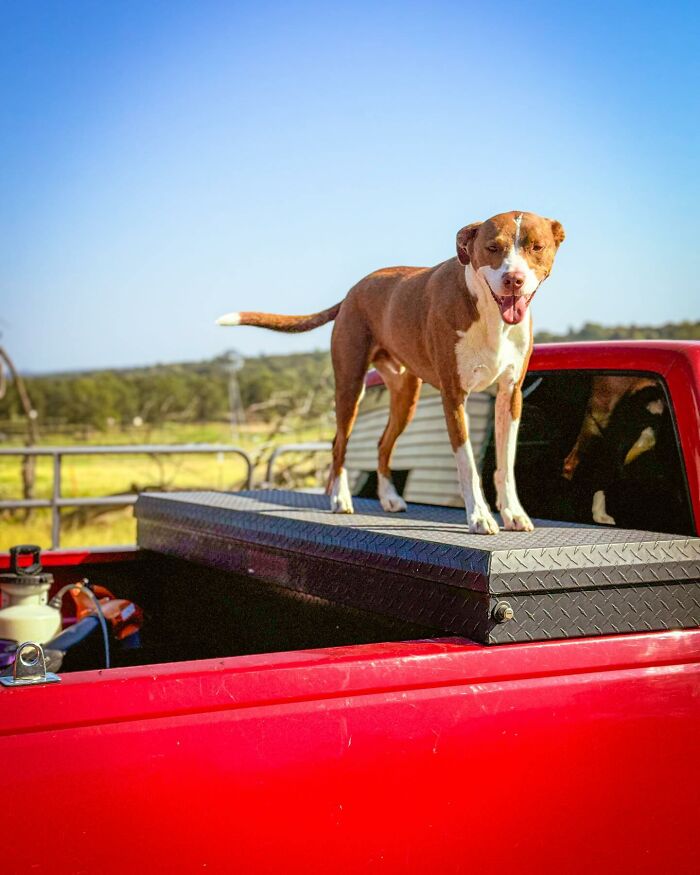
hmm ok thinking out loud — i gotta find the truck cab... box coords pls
[347,341,700,535]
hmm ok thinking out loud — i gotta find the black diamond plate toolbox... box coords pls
[135,490,700,644]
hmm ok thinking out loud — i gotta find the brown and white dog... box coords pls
[218,211,565,533]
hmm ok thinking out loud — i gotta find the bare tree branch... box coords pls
[0,345,40,514]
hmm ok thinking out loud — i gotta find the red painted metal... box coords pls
[0,546,138,571]
[2,630,699,874]
[1,342,698,873]
[528,342,700,529]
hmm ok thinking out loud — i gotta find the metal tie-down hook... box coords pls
[0,641,61,688]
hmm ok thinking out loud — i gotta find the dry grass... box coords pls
[0,420,332,551]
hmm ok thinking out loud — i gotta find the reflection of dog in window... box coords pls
[562,376,665,525]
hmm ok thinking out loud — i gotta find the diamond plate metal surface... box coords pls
[489,583,700,643]
[135,490,700,644]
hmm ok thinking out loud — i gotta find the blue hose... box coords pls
[46,616,100,652]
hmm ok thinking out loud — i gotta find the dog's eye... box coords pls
[532,243,544,252]
[486,245,499,253]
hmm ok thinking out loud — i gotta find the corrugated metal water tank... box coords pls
[345,383,494,506]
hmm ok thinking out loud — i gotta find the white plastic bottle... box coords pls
[0,546,62,644]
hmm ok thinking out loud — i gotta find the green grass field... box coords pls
[0,420,333,551]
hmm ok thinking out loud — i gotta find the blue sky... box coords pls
[1,0,698,373]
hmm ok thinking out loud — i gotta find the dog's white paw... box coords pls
[592,490,616,526]
[378,474,407,513]
[330,470,354,514]
[467,505,500,535]
[331,495,354,514]
[500,507,535,532]
[593,510,616,526]
[380,494,407,512]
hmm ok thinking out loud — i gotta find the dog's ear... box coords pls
[550,220,565,247]
[456,222,482,265]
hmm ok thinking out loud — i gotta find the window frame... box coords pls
[515,367,694,534]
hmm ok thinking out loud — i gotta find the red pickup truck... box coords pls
[2,341,699,875]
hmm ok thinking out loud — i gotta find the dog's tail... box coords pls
[216,302,342,333]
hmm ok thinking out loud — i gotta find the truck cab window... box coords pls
[482,372,694,535]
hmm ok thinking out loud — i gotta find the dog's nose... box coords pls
[502,271,525,291]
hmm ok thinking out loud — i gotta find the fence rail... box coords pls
[264,441,332,485]
[0,444,253,549]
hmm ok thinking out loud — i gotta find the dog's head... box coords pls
[456,211,565,325]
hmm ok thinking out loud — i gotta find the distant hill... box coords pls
[1,321,698,428]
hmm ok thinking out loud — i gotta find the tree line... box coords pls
[0,350,333,429]
[1,321,698,430]
[534,320,700,343]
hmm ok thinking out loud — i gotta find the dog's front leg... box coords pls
[442,390,499,534]
[494,376,534,531]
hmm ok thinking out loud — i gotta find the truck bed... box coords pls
[2,515,699,874]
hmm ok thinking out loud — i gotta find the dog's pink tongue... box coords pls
[498,294,530,325]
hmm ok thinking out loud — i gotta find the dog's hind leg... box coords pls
[373,354,421,512]
[327,316,373,514]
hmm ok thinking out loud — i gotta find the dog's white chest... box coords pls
[455,316,530,393]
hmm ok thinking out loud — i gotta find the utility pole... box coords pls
[224,349,245,442]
